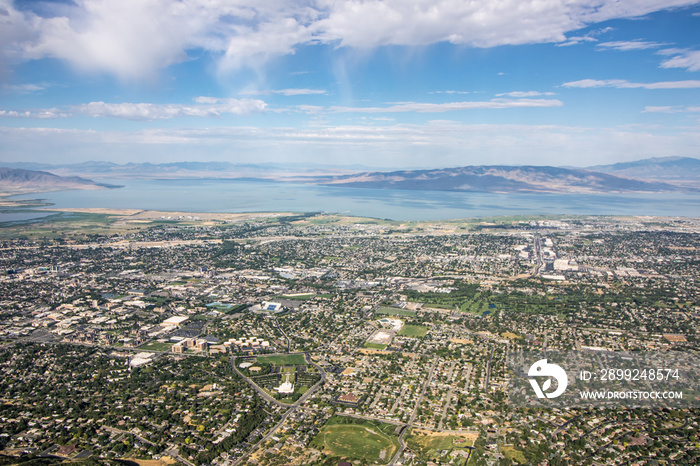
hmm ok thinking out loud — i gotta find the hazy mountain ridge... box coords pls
[588,156,700,184]
[0,161,375,179]
[2,157,699,195]
[312,165,687,193]
[0,167,117,194]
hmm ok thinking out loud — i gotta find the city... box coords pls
[0,210,698,465]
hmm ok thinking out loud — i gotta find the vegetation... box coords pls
[311,416,399,462]
[362,342,388,350]
[398,324,428,338]
[255,354,307,365]
[376,306,416,317]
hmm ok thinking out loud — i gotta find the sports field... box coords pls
[255,354,307,365]
[137,341,173,351]
[398,324,428,337]
[314,423,399,461]
[376,306,416,317]
[363,342,388,350]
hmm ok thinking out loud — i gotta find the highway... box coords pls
[531,234,544,277]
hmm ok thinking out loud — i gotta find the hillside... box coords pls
[588,157,700,186]
[0,167,117,195]
[311,165,687,194]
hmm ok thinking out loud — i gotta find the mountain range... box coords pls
[310,164,688,193]
[588,156,700,187]
[0,167,118,195]
[1,156,699,195]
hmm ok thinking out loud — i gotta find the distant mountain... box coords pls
[0,167,118,194]
[0,161,378,179]
[588,157,700,185]
[310,165,688,193]
[2,159,698,194]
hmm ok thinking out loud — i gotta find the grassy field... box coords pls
[422,303,454,310]
[501,445,526,464]
[376,306,416,317]
[313,423,398,461]
[398,324,428,338]
[137,341,174,352]
[406,429,476,461]
[280,293,316,299]
[256,354,307,366]
[363,342,388,350]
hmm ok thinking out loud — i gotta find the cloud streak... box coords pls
[0,109,68,119]
[495,91,556,97]
[562,79,700,89]
[1,98,562,120]
[597,40,668,51]
[240,89,328,96]
[643,105,700,113]
[1,121,696,168]
[0,98,267,121]
[660,50,700,72]
[75,99,267,120]
[326,99,563,113]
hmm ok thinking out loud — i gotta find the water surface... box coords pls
[10,178,700,221]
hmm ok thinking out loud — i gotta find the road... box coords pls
[484,347,494,393]
[163,446,196,466]
[387,357,437,466]
[437,360,457,431]
[271,317,291,352]
[531,234,544,277]
[102,426,156,447]
[231,352,326,465]
[230,353,326,407]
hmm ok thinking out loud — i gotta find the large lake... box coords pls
[8,178,700,221]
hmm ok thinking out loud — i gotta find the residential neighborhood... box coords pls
[0,212,698,465]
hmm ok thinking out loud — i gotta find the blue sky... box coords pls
[1,0,700,169]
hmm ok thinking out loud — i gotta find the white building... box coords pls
[276,374,294,395]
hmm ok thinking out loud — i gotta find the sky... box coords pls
[1,0,700,169]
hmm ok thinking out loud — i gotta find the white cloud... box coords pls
[313,0,576,48]
[219,15,314,72]
[2,121,697,167]
[1,83,50,93]
[597,40,667,51]
[495,91,556,97]
[3,0,700,79]
[643,105,700,113]
[660,50,700,71]
[21,0,204,81]
[0,98,266,121]
[563,79,700,89]
[657,47,687,56]
[557,36,598,47]
[74,99,267,120]
[312,0,700,49]
[429,90,471,95]
[557,26,615,47]
[326,99,563,113]
[241,88,328,96]
[1,97,563,120]
[0,108,68,118]
[643,106,683,113]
